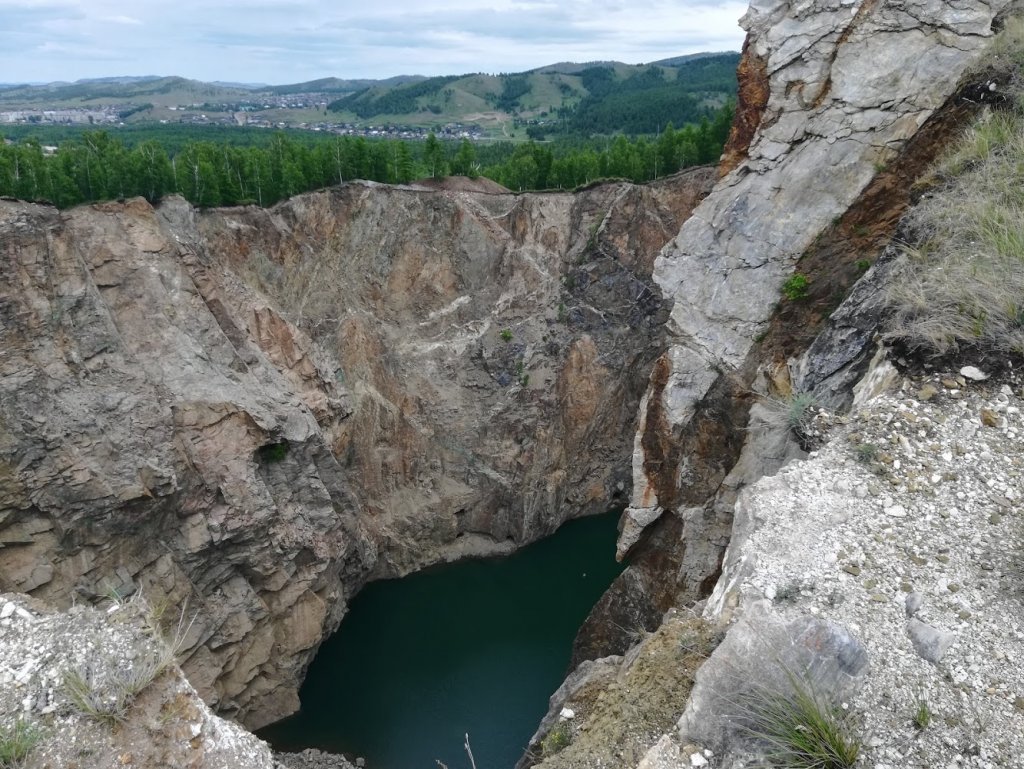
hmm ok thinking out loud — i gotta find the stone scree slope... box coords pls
[654,371,1024,769]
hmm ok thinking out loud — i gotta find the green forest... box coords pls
[0,103,732,208]
[535,57,738,138]
[325,54,739,135]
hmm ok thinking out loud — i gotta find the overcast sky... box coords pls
[0,0,747,85]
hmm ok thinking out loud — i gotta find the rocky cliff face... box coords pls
[195,175,710,578]
[606,0,1016,641]
[519,1,1024,764]
[0,169,712,729]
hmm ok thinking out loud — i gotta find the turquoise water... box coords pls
[258,511,625,769]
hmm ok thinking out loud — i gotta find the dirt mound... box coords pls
[412,175,511,194]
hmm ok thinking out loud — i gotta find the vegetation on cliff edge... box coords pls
[884,19,1024,358]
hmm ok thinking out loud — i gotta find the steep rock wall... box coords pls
[0,169,712,729]
[615,0,1014,610]
[194,175,710,577]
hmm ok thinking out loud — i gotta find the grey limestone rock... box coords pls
[621,0,1013,553]
[905,591,924,618]
[677,600,867,756]
[907,617,956,663]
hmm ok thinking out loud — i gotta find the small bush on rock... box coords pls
[62,667,132,726]
[257,440,290,463]
[854,443,878,464]
[782,273,810,301]
[541,720,572,757]
[786,392,818,434]
[61,594,193,727]
[913,699,932,730]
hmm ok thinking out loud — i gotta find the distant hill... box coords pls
[0,52,740,139]
[326,53,740,136]
[529,60,630,74]
[74,76,165,86]
[0,75,255,105]
[651,52,737,67]
[210,81,269,90]
[264,75,424,95]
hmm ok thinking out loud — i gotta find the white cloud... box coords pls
[101,14,142,25]
[0,0,747,84]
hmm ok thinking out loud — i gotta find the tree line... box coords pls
[0,105,733,208]
[483,110,732,191]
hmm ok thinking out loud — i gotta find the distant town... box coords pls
[0,92,485,141]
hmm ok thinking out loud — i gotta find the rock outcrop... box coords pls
[610,0,1015,640]
[0,592,302,769]
[527,5,1023,768]
[0,169,712,728]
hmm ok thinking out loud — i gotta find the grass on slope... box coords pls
[883,18,1024,358]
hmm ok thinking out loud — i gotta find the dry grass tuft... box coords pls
[737,668,861,769]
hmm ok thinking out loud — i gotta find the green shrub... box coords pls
[782,273,810,301]
[855,258,871,273]
[541,720,572,757]
[500,328,513,343]
[913,699,932,730]
[786,392,818,435]
[62,667,132,726]
[257,440,289,463]
[0,718,41,768]
[854,443,878,463]
[63,648,173,727]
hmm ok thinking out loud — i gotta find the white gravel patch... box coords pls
[727,370,1024,768]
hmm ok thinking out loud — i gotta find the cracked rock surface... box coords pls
[0,170,711,729]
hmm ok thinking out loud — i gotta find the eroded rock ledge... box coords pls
[0,592,297,769]
[526,365,1024,769]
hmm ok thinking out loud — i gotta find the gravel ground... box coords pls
[0,593,282,769]
[729,367,1024,768]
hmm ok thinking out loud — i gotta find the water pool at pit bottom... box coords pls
[258,511,626,769]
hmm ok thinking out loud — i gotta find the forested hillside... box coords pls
[327,54,738,136]
[0,54,738,139]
